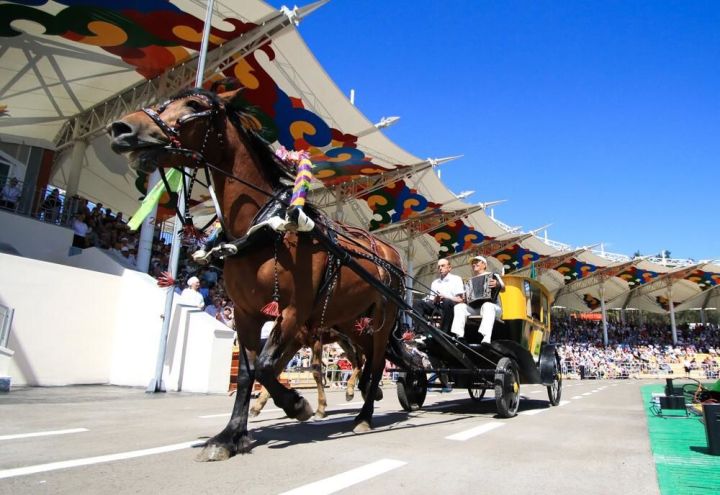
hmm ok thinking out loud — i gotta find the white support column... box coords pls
[620,308,626,326]
[700,309,707,326]
[136,170,161,273]
[599,281,609,346]
[668,283,678,345]
[64,139,87,198]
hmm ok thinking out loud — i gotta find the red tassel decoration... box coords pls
[354,317,372,334]
[261,300,280,317]
[157,271,175,288]
[402,330,415,341]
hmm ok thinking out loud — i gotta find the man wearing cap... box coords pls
[451,256,505,343]
[180,276,205,309]
[414,258,464,334]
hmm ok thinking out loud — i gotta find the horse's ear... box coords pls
[220,89,263,132]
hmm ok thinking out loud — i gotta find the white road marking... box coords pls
[572,396,584,400]
[591,389,600,392]
[279,459,406,495]
[0,440,201,480]
[199,413,231,418]
[520,409,548,416]
[559,400,571,406]
[445,422,505,441]
[582,392,592,396]
[0,428,89,441]
[529,390,541,394]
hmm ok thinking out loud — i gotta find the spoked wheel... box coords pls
[397,371,428,412]
[547,354,562,406]
[468,385,487,401]
[495,357,520,418]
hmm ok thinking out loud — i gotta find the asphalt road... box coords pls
[0,379,660,495]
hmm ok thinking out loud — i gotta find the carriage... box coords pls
[395,275,563,418]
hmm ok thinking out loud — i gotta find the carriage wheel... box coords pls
[547,354,562,406]
[397,371,428,412]
[495,357,520,418]
[468,385,487,401]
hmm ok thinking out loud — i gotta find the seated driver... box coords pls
[451,256,505,343]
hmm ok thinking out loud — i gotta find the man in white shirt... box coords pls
[451,256,505,343]
[413,258,464,334]
[180,276,205,309]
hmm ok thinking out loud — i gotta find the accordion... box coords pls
[466,273,494,307]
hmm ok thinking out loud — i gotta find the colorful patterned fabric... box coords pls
[616,267,660,288]
[428,220,485,256]
[685,270,720,291]
[361,180,441,230]
[495,244,542,273]
[556,258,597,282]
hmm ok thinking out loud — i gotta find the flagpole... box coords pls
[147,0,217,393]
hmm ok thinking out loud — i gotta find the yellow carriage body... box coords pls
[496,276,554,362]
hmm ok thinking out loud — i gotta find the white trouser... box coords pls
[451,302,502,343]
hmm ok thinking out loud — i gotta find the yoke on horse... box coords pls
[109,87,411,461]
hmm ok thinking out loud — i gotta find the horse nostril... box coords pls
[108,120,134,139]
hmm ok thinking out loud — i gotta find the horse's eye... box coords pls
[186,99,206,112]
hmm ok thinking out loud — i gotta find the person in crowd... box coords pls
[39,188,62,223]
[413,258,464,334]
[336,353,353,387]
[451,256,505,343]
[71,212,91,249]
[219,306,235,328]
[180,276,205,309]
[205,297,223,319]
[0,177,22,210]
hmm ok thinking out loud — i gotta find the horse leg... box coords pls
[196,344,256,461]
[255,319,313,421]
[310,339,327,419]
[353,312,397,433]
[249,387,270,417]
[250,343,299,417]
[338,338,364,401]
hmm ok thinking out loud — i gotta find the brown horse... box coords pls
[250,333,365,419]
[109,88,406,461]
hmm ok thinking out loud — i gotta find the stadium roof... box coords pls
[1,0,718,314]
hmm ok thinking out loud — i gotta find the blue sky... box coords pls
[268,0,719,261]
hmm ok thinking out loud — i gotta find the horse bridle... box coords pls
[140,89,279,241]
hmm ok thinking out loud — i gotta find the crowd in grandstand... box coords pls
[554,318,719,380]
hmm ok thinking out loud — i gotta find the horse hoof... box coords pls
[353,421,372,434]
[313,411,327,420]
[195,444,232,462]
[374,388,384,402]
[249,408,260,418]
[345,391,355,401]
[294,398,314,422]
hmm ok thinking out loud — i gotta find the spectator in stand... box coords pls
[71,212,91,249]
[180,276,205,309]
[219,306,234,328]
[336,353,353,387]
[0,177,22,210]
[40,188,62,223]
[205,297,223,319]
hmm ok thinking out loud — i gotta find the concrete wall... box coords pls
[0,211,234,392]
[0,209,73,261]
[0,254,118,385]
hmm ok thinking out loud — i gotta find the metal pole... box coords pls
[405,236,414,329]
[669,283,678,346]
[599,281,608,346]
[147,0,216,393]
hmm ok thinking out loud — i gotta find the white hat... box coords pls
[187,276,200,286]
[472,255,487,264]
